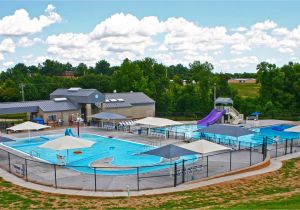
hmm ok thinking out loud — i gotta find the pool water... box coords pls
[3,133,196,175]
[169,124,299,146]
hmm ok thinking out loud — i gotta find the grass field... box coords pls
[0,158,299,209]
[229,83,261,98]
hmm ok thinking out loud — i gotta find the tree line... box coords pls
[0,58,299,120]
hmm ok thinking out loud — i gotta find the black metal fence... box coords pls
[0,141,267,192]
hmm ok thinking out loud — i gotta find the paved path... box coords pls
[0,152,299,197]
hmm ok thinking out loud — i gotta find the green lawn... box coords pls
[0,158,299,209]
[229,83,260,98]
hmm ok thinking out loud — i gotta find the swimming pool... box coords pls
[2,133,196,175]
[167,124,299,145]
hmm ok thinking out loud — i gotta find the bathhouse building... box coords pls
[0,88,155,125]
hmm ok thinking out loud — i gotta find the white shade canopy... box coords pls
[7,121,50,131]
[38,136,95,151]
[179,140,231,154]
[285,125,300,133]
[134,117,182,127]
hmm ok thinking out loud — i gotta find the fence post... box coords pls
[238,141,241,150]
[290,139,293,154]
[174,162,177,187]
[206,156,209,177]
[182,159,185,183]
[285,138,288,155]
[94,167,97,192]
[25,159,28,181]
[137,167,140,191]
[250,143,252,166]
[229,151,232,171]
[275,141,278,157]
[54,164,57,188]
[8,152,11,173]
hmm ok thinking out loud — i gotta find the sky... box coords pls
[0,0,300,73]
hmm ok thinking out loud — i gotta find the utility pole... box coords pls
[19,83,25,102]
[213,82,216,108]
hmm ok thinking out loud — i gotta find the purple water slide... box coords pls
[197,109,225,126]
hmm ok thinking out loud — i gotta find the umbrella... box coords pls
[141,144,198,159]
[141,144,198,176]
[38,136,95,164]
[7,121,50,140]
[250,112,261,120]
[179,140,231,154]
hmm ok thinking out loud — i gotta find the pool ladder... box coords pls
[30,150,40,158]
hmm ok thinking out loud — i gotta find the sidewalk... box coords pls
[0,152,299,197]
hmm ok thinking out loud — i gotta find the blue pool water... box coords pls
[168,124,299,146]
[3,133,196,175]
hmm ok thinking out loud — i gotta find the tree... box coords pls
[94,60,111,75]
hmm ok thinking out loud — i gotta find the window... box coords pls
[48,115,57,121]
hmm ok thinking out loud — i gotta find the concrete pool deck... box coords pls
[0,151,299,197]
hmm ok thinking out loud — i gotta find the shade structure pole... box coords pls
[67,149,69,165]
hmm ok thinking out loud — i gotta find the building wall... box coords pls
[38,109,80,125]
[103,104,155,119]
[228,79,256,84]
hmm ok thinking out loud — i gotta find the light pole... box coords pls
[213,82,216,108]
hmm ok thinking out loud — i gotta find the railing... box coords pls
[0,141,267,192]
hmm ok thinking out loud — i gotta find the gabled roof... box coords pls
[50,88,105,104]
[0,100,79,114]
[50,88,97,97]
[105,92,155,105]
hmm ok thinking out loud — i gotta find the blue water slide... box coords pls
[65,128,77,137]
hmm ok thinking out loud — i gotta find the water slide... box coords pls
[65,128,77,137]
[197,109,225,126]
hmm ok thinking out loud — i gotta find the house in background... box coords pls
[228,78,256,84]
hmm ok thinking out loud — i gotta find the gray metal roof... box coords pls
[0,100,78,114]
[105,92,155,105]
[91,112,127,120]
[215,97,233,105]
[50,88,97,97]
[50,88,105,104]
[37,100,78,112]
[197,124,255,137]
[102,101,132,109]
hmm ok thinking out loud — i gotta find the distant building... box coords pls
[59,71,75,78]
[0,88,155,125]
[228,78,256,84]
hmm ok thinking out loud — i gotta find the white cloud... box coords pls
[278,47,294,54]
[0,4,61,36]
[0,38,15,53]
[219,56,259,70]
[18,37,42,47]
[251,20,277,31]
[231,27,248,32]
[0,53,4,61]
[2,61,14,67]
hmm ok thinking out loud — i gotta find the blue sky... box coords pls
[0,1,299,72]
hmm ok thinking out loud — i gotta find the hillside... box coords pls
[229,83,260,98]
